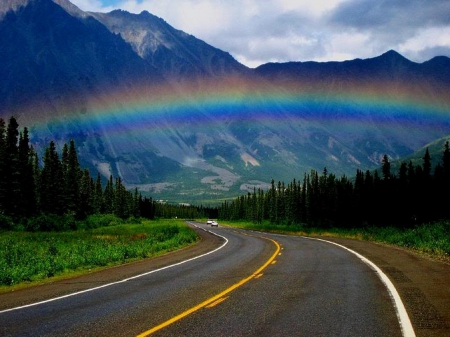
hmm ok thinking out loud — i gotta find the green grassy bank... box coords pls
[220,220,450,263]
[0,219,198,290]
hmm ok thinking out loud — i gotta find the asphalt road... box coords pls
[0,221,413,337]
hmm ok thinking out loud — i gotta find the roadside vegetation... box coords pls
[0,218,198,289]
[218,141,450,263]
[1,115,448,291]
[0,116,217,231]
[0,117,216,289]
[220,220,450,263]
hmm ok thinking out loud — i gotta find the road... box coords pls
[1,222,412,336]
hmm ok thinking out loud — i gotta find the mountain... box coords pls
[1,0,449,205]
[88,9,249,80]
[0,0,166,116]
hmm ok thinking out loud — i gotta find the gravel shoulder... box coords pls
[1,225,449,337]
[320,237,450,337]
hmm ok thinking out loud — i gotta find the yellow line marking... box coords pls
[136,236,281,337]
[271,261,277,265]
[254,273,263,279]
[205,296,229,308]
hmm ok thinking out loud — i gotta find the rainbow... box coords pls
[11,74,447,188]
[22,75,450,139]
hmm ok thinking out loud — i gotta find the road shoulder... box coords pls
[321,237,450,337]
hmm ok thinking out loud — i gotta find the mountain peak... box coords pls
[382,49,403,57]
[53,0,88,18]
[377,50,412,63]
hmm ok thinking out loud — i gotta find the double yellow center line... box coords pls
[137,234,281,336]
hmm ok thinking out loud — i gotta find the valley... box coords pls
[0,0,449,204]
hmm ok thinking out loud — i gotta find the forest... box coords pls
[219,143,450,229]
[0,117,212,231]
[2,115,449,232]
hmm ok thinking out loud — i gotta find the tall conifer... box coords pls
[4,117,20,216]
[0,118,6,215]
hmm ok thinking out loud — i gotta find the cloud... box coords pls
[70,0,450,67]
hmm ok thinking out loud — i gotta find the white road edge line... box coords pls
[0,222,227,314]
[304,236,416,337]
[220,227,416,337]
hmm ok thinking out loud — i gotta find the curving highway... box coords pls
[0,222,411,336]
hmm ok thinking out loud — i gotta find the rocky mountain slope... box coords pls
[1,0,449,204]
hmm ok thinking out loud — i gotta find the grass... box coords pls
[219,220,450,263]
[0,219,198,291]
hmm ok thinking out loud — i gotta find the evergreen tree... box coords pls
[103,175,115,214]
[30,146,41,213]
[0,118,6,216]
[17,128,37,217]
[62,140,81,215]
[443,141,450,176]
[422,148,432,179]
[78,169,93,219]
[3,117,20,216]
[442,141,450,218]
[114,177,127,218]
[133,188,140,218]
[419,148,432,222]
[93,173,103,214]
[381,154,391,181]
[268,179,276,223]
[40,141,64,215]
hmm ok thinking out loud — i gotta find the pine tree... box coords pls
[443,141,450,176]
[422,148,432,179]
[268,179,276,223]
[30,146,41,213]
[40,141,64,215]
[78,169,93,219]
[133,188,140,218]
[114,177,126,218]
[93,173,103,214]
[62,140,81,215]
[3,117,20,216]
[103,175,115,214]
[442,141,450,218]
[381,154,391,181]
[17,128,37,217]
[0,118,6,216]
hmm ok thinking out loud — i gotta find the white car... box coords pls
[210,221,219,227]
[207,220,213,225]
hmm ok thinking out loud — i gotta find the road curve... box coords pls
[1,221,446,336]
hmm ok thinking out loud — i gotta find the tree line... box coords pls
[0,117,212,231]
[219,143,450,228]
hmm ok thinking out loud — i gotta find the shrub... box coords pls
[82,214,125,229]
[25,214,77,232]
[0,215,15,231]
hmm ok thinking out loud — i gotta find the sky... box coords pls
[70,0,450,68]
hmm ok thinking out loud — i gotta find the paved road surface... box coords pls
[1,221,448,336]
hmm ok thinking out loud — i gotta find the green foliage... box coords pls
[0,219,198,286]
[0,215,14,230]
[223,220,450,261]
[0,117,216,231]
[24,214,77,232]
[81,214,126,229]
[359,221,450,257]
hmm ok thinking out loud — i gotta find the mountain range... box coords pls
[1,0,450,204]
